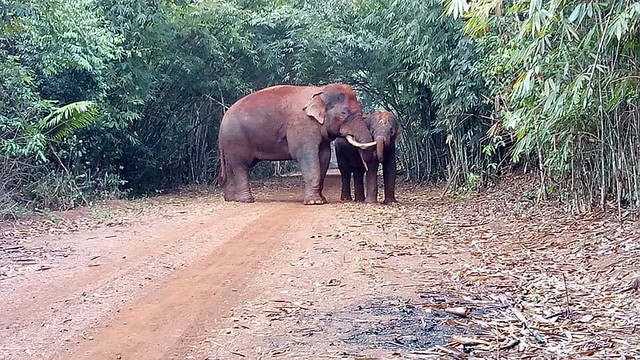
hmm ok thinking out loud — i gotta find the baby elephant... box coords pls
[335,111,402,204]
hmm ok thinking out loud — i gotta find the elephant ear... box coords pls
[303,92,326,125]
[394,124,404,145]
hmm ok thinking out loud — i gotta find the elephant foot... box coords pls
[340,194,353,202]
[383,197,397,204]
[365,197,378,204]
[224,192,255,203]
[354,196,365,202]
[304,194,326,205]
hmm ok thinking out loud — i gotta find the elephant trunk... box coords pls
[376,137,385,163]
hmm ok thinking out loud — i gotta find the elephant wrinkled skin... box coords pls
[218,83,374,205]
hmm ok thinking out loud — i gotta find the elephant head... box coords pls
[303,83,376,167]
[364,111,402,163]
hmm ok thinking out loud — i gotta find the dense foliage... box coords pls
[447,0,640,213]
[1,0,638,217]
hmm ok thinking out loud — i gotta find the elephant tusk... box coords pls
[345,135,376,149]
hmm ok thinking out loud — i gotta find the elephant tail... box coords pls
[218,148,227,186]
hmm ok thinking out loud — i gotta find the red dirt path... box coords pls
[1,174,638,359]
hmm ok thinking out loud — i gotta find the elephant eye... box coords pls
[326,93,346,110]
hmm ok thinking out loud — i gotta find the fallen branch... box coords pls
[452,335,491,346]
[444,306,469,317]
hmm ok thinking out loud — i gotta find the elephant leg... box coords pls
[340,169,352,201]
[297,148,325,205]
[365,163,379,203]
[318,142,331,202]
[353,170,365,202]
[382,148,397,204]
[223,158,254,203]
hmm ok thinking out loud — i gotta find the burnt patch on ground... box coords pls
[329,298,482,351]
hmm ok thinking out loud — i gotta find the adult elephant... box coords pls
[335,111,402,204]
[218,83,376,205]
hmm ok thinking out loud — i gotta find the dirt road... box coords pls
[1,174,639,359]
[1,175,337,359]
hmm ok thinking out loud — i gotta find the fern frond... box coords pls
[38,101,98,140]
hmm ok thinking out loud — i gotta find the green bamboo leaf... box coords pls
[445,0,470,19]
[568,3,583,23]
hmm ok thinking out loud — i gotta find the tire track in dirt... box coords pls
[53,201,328,360]
[2,206,243,324]
[1,204,253,360]
[1,177,338,360]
